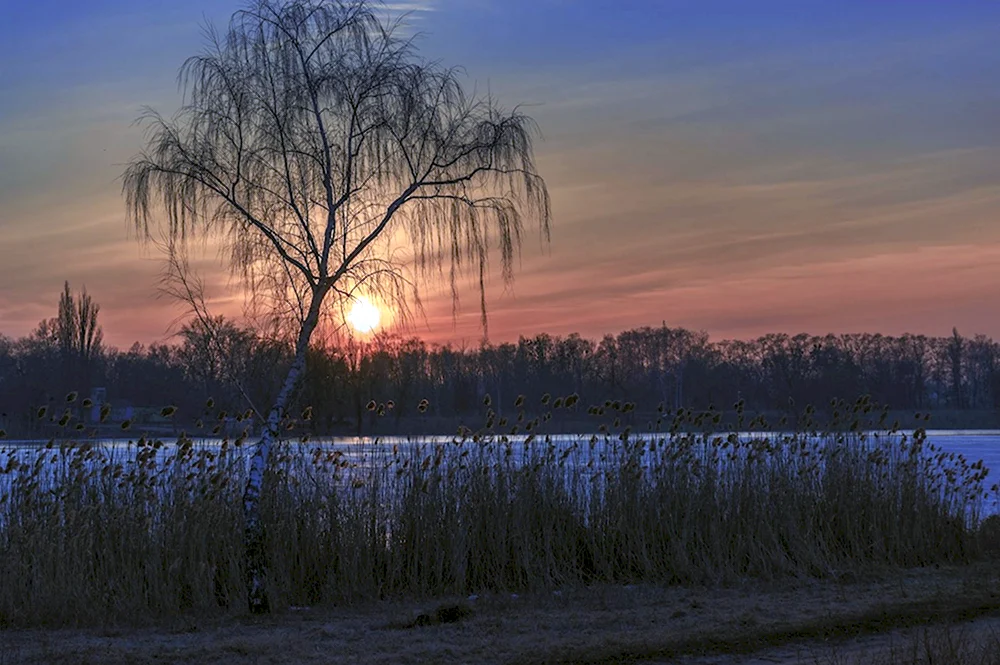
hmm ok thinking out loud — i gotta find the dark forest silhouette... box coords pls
[2,288,997,437]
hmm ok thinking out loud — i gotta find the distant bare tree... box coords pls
[178,315,255,406]
[56,281,104,393]
[947,327,966,409]
[122,0,550,612]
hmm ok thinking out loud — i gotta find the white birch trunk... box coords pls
[244,287,326,613]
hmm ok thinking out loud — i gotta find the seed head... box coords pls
[66,391,78,403]
[160,406,177,418]
[120,419,131,431]
[483,394,492,407]
[37,406,47,419]
[367,400,377,411]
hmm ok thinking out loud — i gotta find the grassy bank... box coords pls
[0,397,998,627]
[3,566,1000,664]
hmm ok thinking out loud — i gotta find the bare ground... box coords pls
[669,615,1000,664]
[2,564,1000,664]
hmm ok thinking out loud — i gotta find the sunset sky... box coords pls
[2,1,999,350]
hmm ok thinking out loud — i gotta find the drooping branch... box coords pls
[124,0,549,334]
[122,0,551,613]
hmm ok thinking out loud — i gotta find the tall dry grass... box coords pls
[0,395,996,626]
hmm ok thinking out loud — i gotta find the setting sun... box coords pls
[347,297,381,333]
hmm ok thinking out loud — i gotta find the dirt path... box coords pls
[2,564,999,664]
[670,615,1000,664]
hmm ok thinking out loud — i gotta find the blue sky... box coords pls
[2,1,1000,347]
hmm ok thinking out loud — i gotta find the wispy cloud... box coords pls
[2,1,1000,347]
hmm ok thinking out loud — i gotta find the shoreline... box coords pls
[5,407,1000,441]
[6,426,1000,447]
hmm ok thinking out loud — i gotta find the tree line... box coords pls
[1,284,998,438]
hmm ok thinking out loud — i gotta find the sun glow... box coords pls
[347,297,381,333]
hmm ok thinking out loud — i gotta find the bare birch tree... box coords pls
[122,0,550,612]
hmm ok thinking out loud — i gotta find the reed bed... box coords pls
[0,396,996,626]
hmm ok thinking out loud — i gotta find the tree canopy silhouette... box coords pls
[122,0,550,612]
